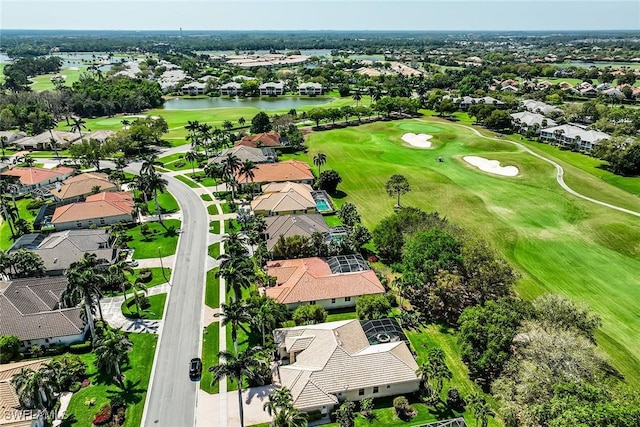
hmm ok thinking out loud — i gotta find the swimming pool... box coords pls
[312,191,334,213]
[316,199,331,212]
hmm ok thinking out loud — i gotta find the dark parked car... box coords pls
[189,358,202,380]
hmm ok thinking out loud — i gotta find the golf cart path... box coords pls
[425,120,640,219]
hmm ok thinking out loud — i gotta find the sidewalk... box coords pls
[99,283,170,333]
[197,385,275,427]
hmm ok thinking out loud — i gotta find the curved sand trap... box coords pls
[463,156,519,177]
[402,133,433,148]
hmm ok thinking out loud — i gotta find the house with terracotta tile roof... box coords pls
[51,191,134,230]
[251,182,317,217]
[0,166,75,192]
[238,160,314,186]
[273,320,419,414]
[235,131,284,149]
[50,172,118,202]
[0,358,51,426]
[0,276,87,351]
[264,255,386,309]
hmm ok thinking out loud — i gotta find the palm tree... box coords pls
[222,120,234,132]
[0,135,8,158]
[62,253,106,342]
[238,117,246,127]
[313,153,327,177]
[221,300,252,353]
[0,181,17,240]
[468,394,494,427]
[209,347,267,427]
[69,116,87,139]
[146,171,169,228]
[185,151,198,175]
[140,153,158,177]
[222,153,242,201]
[251,296,288,347]
[94,328,132,384]
[11,368,54,409]
[108,260,134,300]
[352,90,362,107]
[222,230,249,258]
[217,255,253,302]
[20,154,35,167]
[263,387,308,427]
[239,160,256,199]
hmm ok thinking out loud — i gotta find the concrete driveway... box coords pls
[197,385,275,427]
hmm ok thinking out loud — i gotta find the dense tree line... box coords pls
[2,56,62,92]
[593,137,640,176]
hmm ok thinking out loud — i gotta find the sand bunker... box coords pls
[463,156,519,177]
[402,133,433,148]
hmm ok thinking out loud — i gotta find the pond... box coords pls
[162,96,334,110]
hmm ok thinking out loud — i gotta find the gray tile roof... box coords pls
[0,277,86,342]
[264,214,329,250]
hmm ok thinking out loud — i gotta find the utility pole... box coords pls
[158,247,168,283]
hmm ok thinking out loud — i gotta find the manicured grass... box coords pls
[158,153,185,165]
[174,174,199,188]
[187,173,218,187]
[224,218,239,231]
[104,267,171,297]
[326,307,358,322]
[146,191,179,214]
[60,333,158,427]
[30,67,87,91]
[221,203,232,214]
[121,293,167,320]
[201,194,213,202]
[200,323,220,394]
[210,220,221,234]
[0,197,41,250]
[205,268,220,309]
[208,242,220,259]
[303,118,640,385]
[323,214,342,227]
[127,219,181,259]
[207,204,220,215]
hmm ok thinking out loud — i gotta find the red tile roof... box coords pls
[265,257,385,304]
[238,160,313,184]
[1,166,74,186]
[235,131,282,148]
[52,193,134,223]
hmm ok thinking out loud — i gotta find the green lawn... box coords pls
[30,67,87,92]
[175,174,200,188]
[187,173,218,187]
[60,333,157,427]
[205,268,220,309]
[303,118,640,386]
[221,203,232,214]
[200,323,220,394]
[208,242,220,259]
[121,293,167,320]
[201,194,213,202]
[207,204,220,215]
[146,191,179,214]
[210,220,221,234]
[103,267,171,297]
[127,219,181,259]
[326,307,358,322]
[0,197,42,250]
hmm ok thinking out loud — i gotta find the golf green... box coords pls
[304,118,640,385]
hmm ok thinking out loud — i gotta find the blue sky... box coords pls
[1,1,639,31]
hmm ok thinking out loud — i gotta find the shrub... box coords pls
[92,404,112,426]
[69,382,82,392]
[446,387,466,411]
[29,344,44,357]
[138,295,151,310]
[0,335,21,363]
[137,268,153,283]
[356,294,391,320]
[26,199,44,210]
[84,398,96,407]
[307,410,324,421]
[393,396,415,421]
[69,341,92,354]
[174,161,186,168]
[81,378,91,388]
[292,304,327,325]
[317,169,342,194]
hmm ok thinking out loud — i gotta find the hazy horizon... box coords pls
[1,1,639,32]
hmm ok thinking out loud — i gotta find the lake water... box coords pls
[162,96,333,110]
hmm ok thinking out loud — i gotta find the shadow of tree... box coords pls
[106,379,145,406]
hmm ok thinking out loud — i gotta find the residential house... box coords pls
[181,81,207,95]
[259,82,285,96]
[84,130,115,143]
[454,96,505,110]
[521,99,563,116]
[264,214,329,250]
[0,359,49,427]
[209,146,276,165]
[536,80,552,90]
[238,160,314,186]
[580,87,598,97]
[51,191,135,230]
[511,111,557,133]
[501,85,518,93]
[219,82,243,96]
[0,276,87,351]
[557,81,574,90]
[500,79,519,88]
[1,166,75,193]
[540,124,611,152]
[264,255,385,309]
[15,131,81,151]
[8,229,115,275]
[0,130,26,144]
[235,131,284,149]
[50,172,118,202]
[602,88,625,99]
[251,182,317,216]
[298,82,323,96]
[273,320,419,414]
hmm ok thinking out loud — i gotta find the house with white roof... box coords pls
[220,82,243,96]
[298,82,323,96]
[260,82,285,96]
[540,124,611,152]
[181,81,207,95]
[454,96,505,111]
[511,111,557,134]
[521,99,562,116]
[273,319,419,415]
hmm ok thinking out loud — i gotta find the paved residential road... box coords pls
[139,170,209,427]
